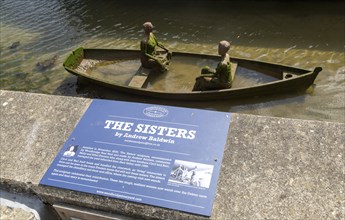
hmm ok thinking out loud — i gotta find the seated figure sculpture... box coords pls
[193,40,232,91]
[140,22,171,72]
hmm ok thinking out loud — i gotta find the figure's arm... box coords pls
[145,53,161,61]
[157,42,169,51]
[153,35,169,52]
[214,61,232,83]
[201,73,214,77]
[214,62,227,77]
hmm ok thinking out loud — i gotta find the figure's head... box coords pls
[143,22,154,33]
[218,40,230,56]
[69,146,75,151]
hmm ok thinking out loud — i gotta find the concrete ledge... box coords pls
[1,90,344,219]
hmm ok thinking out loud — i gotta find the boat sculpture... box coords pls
[63,47,322,101]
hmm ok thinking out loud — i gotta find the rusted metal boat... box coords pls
[63,47,322,101]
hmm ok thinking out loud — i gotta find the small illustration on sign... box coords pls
[169,160,214,188]
[63,145,78,157]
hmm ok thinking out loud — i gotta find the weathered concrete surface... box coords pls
[1,90,344,219]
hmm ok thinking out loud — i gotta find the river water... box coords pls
[1,0,344,123]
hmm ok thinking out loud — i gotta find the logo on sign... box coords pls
[143,106,169,118]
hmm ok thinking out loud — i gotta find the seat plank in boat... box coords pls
[127,67,151,88]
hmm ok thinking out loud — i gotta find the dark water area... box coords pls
[1,0,344,123]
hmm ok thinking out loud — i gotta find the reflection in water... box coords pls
[0,0,344,123]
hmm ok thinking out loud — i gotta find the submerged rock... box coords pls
[35,55,58,72]
[14,72,28,79]
[8,41,20,50]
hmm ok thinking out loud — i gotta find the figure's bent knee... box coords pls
[201,66,212,75]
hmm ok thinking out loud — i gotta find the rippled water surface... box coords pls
[1,0,344,122]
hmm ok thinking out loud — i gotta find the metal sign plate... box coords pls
[41,99,231,216]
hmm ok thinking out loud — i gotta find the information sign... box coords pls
[40,99,231,216]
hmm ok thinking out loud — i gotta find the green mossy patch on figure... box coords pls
[63,47,84,69]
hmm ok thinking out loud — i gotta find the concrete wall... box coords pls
[1,90,344,219]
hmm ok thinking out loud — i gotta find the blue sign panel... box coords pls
[40,99,231,216]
